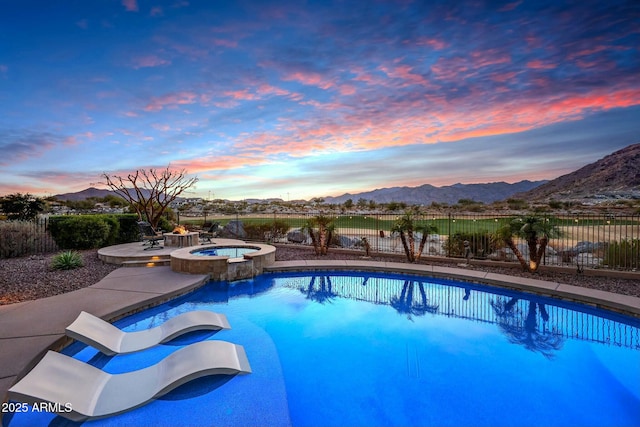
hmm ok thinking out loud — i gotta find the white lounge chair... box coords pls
[66,311,231,355]
[8,340,252,422]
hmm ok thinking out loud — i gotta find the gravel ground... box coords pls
[0,251,119,305]
[1,246,639,305]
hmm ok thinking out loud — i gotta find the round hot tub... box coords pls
[191,246,259,259]
[170,239,276,281]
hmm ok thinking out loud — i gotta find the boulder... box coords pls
[336,235,355,248]
[220,220,246,238]
[287,228,309,243]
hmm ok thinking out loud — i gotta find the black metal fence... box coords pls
[200,211,640,271]
[0,218,58,258]
[2,212,639,271]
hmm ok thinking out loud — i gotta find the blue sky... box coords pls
[1,0,638,200]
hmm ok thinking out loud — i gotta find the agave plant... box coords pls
[391,209,438,263]
[51,250,84,270]
[493,216,560,273]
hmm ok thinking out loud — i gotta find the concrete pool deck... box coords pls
[2,259,640,413]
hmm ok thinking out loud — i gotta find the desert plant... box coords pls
[445,231,493,259]
[51,250,84,270]
[303,215,335,255]
[392,209,438,263]
[493,216,560,273]
[603,239,639,269]
[103,166,197,229]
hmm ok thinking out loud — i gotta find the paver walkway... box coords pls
[0,266,208,408]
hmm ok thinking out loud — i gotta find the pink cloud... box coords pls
[469,49,511,68]
[150,7,163,17]
[131,54,171,69]
[414,37,448,50]
[122,0,138,12]
[143,91,198,111]
[498,1,522,12]
[526,59,557,70]
[282,71,334,90]
[256,84,290,97]
[379,64,432,88]
[223,89,260,101]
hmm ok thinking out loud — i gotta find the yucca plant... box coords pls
[51,250,84,270]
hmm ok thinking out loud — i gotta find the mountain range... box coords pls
[322,180,546,205]
[54,143,639,205]
[513,143,640,201]
[53,187,153,202]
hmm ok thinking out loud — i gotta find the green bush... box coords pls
[157,216,173,233]
[114,214,140,243]
[51,250,84,270]
[603,239,639,269]
[49,216,113,249]
[48,214,144,248]
[444,231,493,258]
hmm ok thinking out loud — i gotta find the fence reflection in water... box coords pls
[273,273,640,353]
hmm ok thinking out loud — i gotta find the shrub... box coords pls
[0,220,57,258]
[115,214,141,243]
[156,216,173,233]
[51,250,84,270]
[603,239,639,269]
[49,216,113,249]
[244,220,290,241]
[445,231,494,258]
[48,214,144,249]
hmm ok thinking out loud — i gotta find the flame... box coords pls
[172,225,188,235]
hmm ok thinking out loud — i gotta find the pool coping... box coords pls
[2,260,639,417]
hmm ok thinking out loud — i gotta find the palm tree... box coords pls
[390,280,439,319]
[391,209,438,262]
[303,215,335,255]
[494,216,560,273]
[491,297,563,359]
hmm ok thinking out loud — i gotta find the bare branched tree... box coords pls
[102,167,198,229]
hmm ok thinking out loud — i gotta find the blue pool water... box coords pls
[192,246,258,258]
[5,271,640,427]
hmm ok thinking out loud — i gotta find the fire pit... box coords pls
[163,227,198,247]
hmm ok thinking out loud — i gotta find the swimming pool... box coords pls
[6,271,640,426]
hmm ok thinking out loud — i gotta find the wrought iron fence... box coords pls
[0,217,58,258]
[200,211,640,271]
[2,212,639,272]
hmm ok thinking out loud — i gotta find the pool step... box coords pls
[121,258,171,268]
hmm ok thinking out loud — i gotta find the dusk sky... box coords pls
[1,0,639,201]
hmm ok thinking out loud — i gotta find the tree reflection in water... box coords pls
[492,297,564,359]
[300,275,338,304]
[390,280,439,321]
